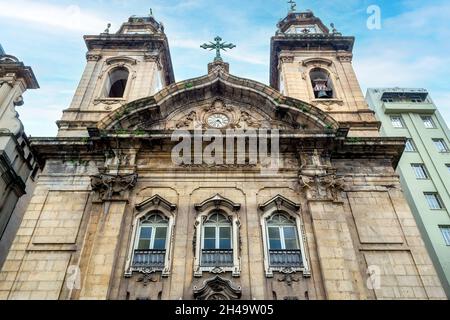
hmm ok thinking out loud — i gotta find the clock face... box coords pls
[207,113,230,128]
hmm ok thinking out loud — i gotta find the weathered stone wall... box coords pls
[0,149,445,300]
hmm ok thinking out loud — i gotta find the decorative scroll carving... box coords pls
[175,111,197,129]
[136,270,158,287]
[279,55,294,64]
[337,52,353,62]
[193,276,242,300]
[86,54,102,62]
[298,172,345,201]
[91,173,138,201]
[236,111,261,128]
[277,272,300,287]
[204,99,234,113]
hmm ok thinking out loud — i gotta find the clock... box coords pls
[207,113,230,128]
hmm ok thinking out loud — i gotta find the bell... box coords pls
[317,90,328,99]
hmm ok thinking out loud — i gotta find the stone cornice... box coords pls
[270,35,354,89]
[84,33,175,86]
[0,59,39,89]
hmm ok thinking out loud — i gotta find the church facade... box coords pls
[0,10,446,300]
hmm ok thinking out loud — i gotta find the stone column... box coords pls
[78,173,137,300]
[299,150,367,300]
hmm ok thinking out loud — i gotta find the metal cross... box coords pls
[201,36,236,62]
[288,0,297,12]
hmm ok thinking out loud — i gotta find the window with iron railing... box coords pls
[132,214,168,269]
[201,213,233,267]
[267,214,303,268]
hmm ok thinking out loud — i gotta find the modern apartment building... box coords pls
[367,88,450,297]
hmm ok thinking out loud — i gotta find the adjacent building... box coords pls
[0,9,446,300]
[366,88,450,297]
[0,47,41,268]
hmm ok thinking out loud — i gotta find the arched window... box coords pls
[132,212,169,270]
[194,194,241,277]
[310,68,334,99]
[266,213,302,268]
[259,195,310,277]
[105,67,129,98]
[201,212,233,267]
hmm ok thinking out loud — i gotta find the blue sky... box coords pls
[0,0,449,136]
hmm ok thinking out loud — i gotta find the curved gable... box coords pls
[97,64,340,133]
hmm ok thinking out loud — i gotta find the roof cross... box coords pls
[201,36,236,62]
[288,0,297,12]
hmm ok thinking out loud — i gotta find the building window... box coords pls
[440,226,450,246]
[382,98,394,103]
[411,97,423,103]
[446,164,450,173]
[411,164,429,180]
[132,213,168,271]
[105,67,129,98]
[194,194,241,277]
[125,195,177,277]
[201,213,233,267]
[391,116,404,128]
[424,193,445,210]
[405,139,417,152]
[259,195,310,278]
[310,68,334,99]
[433,139,449,153]
[422,116,436,129]
[266,214,302,268]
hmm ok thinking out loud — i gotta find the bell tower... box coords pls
[58,13,175,137]
[270,7,379,137]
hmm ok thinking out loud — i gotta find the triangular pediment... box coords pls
[136,194,177,212]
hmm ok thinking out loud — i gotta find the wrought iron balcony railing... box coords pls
[132,250,166,268]
[269,250,303,268]
[201,249,233,267]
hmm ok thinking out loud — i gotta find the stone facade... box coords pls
[0,49,41,269]
[0,12,446,300]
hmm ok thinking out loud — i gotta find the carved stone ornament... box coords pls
[299,172,345,201]
[175,111,197,129]
[279,55,294,64]
[193,276,242,301]
[136,269,158,287]
[91,173,138,200]
[86,53,102,62]
[277,273,300,287]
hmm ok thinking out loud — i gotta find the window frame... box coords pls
[439,226,450,246]
[135,215,169,251]
[259,195,310,278]
[421,116,436,129]
[433,139,449,153]
[411,163,429,180]
[424,193,445,210]
[99,63,134,101]
[390,116,404,128]
[125,195,177,278]
[194,195,241,278]
[405,139,417,152]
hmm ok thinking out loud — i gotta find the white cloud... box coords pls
[0,0,107,33]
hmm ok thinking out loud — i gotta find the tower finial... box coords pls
[287,0,297,12]
[103,23,111,34]
[149,8,153,17]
